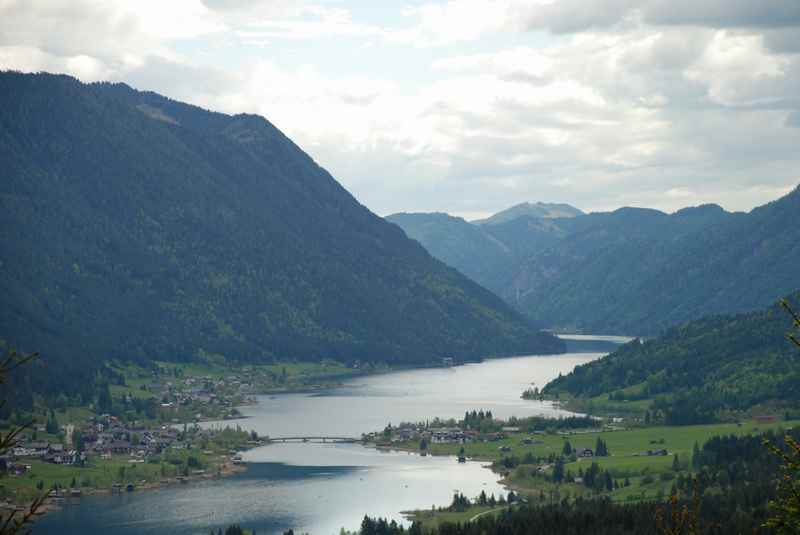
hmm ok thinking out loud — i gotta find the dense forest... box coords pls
[390,188,800,336]
[543,293,800,422]
[0,72,562,401]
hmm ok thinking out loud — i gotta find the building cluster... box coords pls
[5,442,83,471]
[367,423,520,445]
[2,414,203,475]
[149,374,255,420]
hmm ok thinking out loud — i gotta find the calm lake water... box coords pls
[34,344,613,535]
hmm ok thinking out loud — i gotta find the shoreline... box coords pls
[17,348,607,525]
[14,448,253,522]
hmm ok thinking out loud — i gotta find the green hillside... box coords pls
[543,293,800,422]
[515,199,799,335]
[0,72,563,399]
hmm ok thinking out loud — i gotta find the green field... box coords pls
[0,428,252,504]
[410,420,797,463]
[2,454,205,502]
[395,419,800,502]
[403,505,510,529]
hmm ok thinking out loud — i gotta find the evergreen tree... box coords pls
[45,411,60,435]
[692,442,701,469]
[553,457,565,483]
[765,299,800,534]
[97,383,113,413]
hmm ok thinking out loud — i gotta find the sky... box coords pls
[1,1,799,219]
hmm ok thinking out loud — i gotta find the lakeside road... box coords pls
[469,505,510,522]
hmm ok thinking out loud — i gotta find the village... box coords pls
[0,365,272,514]
[0,358,374,513]
[366,414,617,461]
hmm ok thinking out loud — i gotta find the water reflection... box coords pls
[35,349,607,535]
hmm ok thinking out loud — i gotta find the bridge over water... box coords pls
[266,436,361,444]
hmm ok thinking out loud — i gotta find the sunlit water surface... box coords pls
[35,347,609,535]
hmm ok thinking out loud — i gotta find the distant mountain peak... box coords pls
[674,204,727,217]
[473,202,583,225]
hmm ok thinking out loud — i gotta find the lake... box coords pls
[34,344,612,535]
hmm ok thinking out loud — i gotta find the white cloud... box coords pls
[685,31,791,107]
[0,0,223,57]
[234,5,385,43]
[1,0,799,216]
[0,0,224,83]
[392,0,522,46]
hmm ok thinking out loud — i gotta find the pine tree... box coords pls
[692,442,701,469]
[97,383,113,413]
[45,412,60,435]
[553,457,565,482]
[595,437,609,457]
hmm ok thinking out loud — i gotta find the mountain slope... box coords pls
[385,212,516,297]
[515,195,799,334]
[543,293,800,421]
[386,211,571,297]
[391,191,799,337]
[0,72,563,385]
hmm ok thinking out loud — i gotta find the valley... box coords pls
[1,66,798,535]
[21,341,604,534]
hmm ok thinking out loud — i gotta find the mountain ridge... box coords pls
[389,187,799,336]
[0,72,563,397]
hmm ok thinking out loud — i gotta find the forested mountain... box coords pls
[0,72,562,398]
[543,293,800,421]
[515,196,799,334]
[385,211,570,297]
[390,189,800,336]
[385,212,515,296]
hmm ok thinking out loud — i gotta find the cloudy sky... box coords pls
[2,0,799,218]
